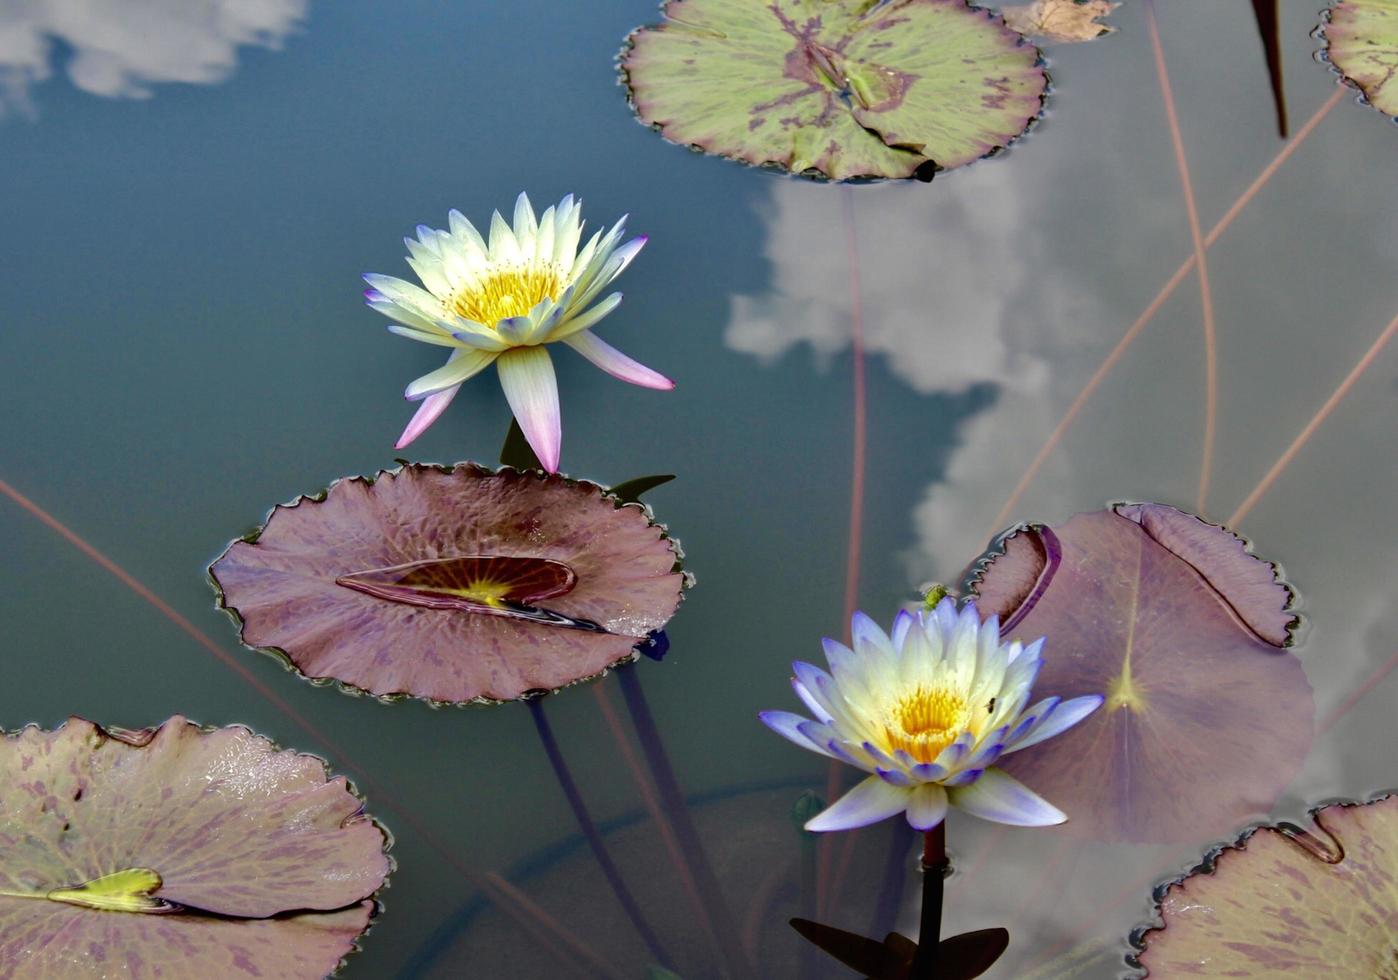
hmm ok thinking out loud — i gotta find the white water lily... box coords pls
[364,193,673,468]
[761,597,1102,832]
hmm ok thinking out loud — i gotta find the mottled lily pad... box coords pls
[1322,0,1398,119]
[210,463,688,705]
[1001,0,1118,42]
[1132,793,1398,977]
[620,0,1047,180]
[966,503,1311,843]
[0,716,390,978]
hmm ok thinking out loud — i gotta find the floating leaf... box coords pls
[967,503,1311,843]
[211,463,689,704]
[1001,0,1119,42]
[1132,793,1398,976]
[1322,0,1398,119]
[0,716,390,978]
[620,0,1047,181]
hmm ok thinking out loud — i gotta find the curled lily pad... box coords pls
[620,0,1047,180]
[966,503,1311,843]
[210,463,688,704]
[1321,0,1398,119]
[1001,0,1119,42]
[1132,793,1398,977]
[0,716,390,978]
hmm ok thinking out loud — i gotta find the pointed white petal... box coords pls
[448,209,488,254]
[404,348,498,400]
[496,346,561,472]
[805,775,911,832]
[948,768,1066,827]
[905,784,949,830]
[385,323,459,348]
[395,385,459,449]
[488,209,519,260]
[561,330,673,390]
[547,292,624,341]
[1008,695,1103,752]
[759,710,832,758]
[513,192,538,240]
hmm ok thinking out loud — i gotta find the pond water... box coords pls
[2,0,1396,977]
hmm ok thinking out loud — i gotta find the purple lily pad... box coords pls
[0,716,390,978]
[1132,793,1398,977]
[620,0,1047,181]
[210,463,689,705]
[967,503,1311,843]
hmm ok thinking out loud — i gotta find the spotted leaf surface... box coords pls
[0,717,389,978]
[621,0,1046,180]
[1323,0,1398,118]
[210,464,688,704]
[1134,794,1398,977]
[968,503,1311,843]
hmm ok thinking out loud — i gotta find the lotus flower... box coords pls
[761,597,1102,832]
[364,192,674,468]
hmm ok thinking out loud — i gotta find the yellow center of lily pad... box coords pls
[883,685,970,764]
[452,266,561,326]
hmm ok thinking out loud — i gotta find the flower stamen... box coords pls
[883,685,970,764]
[451,266,562,326]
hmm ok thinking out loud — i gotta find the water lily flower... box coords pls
[761,597,1103,832]
[364,193,673,469]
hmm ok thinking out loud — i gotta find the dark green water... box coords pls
[2,1,1396,976]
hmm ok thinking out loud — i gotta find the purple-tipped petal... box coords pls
[404,348,497,400]
[759,710,832,758]
[495,315,534,345]
[562,329,674,390]
[395,385,460,449]
[496,346,562,472]
[876,767,913,787]
[891,609,916,651]
[906,783,949,830]
[791,676,835,725]
[805,775,911,832]
[911,761,949,782]
[1008,695,1103,752]
[943,767,984,788]
[948,768,1066,827]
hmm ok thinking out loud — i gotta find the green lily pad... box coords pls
[1322,0,1398,119]
[1131,793,1398,977]
[620,0,1047,181]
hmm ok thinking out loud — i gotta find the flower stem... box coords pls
[527,697,675,971]
[617,664,758,980]
[911,823,948,978]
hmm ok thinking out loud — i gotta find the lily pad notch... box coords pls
[620,0,1049,180]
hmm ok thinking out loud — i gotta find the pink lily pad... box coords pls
[210,463,689,705]
[967,503,1311,843]
[0,716,390,978]
[620,0,1047,181]
[1132,793,1398,977]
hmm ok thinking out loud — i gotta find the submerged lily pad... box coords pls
[1132,793,1398,977]
[210,463,688,705]
[1001,0,1119,42]
[1322,0,1398,119]
[0,716,390,978]
[967,503,1311,843]
[620,0,1047,180]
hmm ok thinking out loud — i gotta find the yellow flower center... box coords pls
[882,685,971,765]
[451,266,562,327]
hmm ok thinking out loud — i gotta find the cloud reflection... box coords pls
[0,0,307,117]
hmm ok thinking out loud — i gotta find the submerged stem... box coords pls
[617,665,758,980]
[911,823,948,978]
[526,698,675,971]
